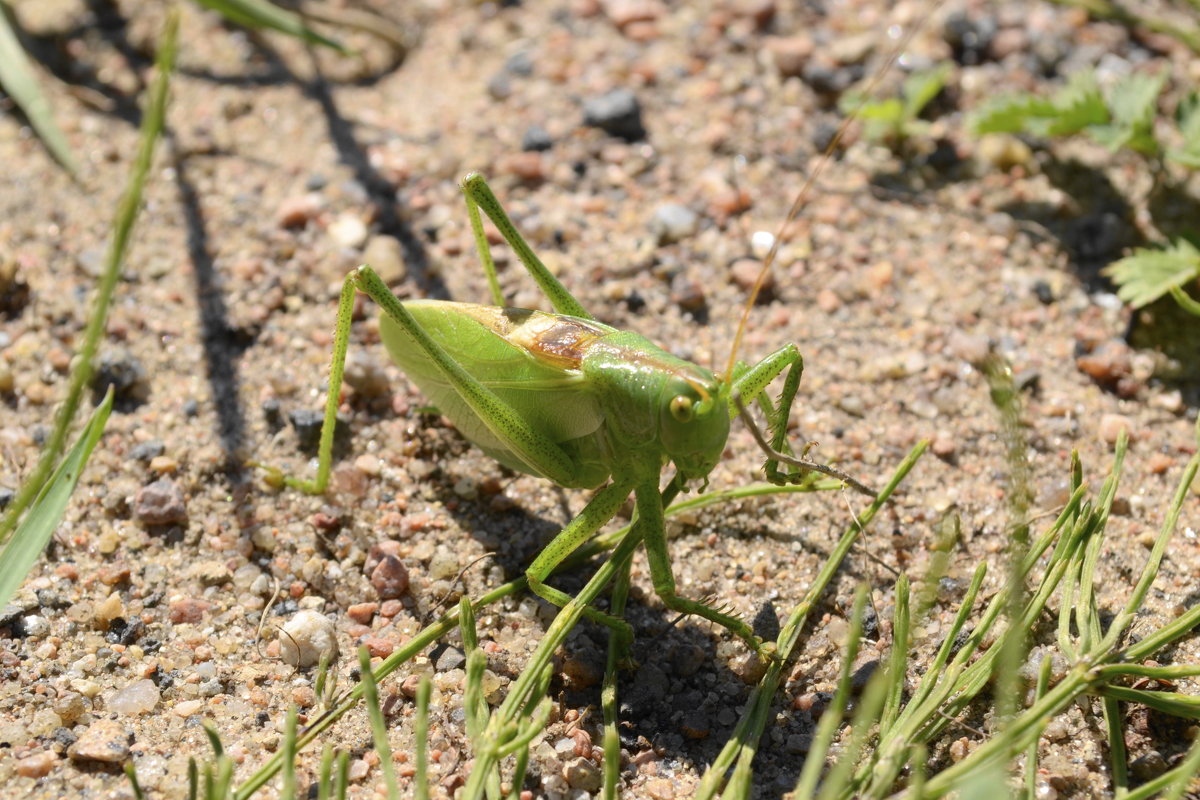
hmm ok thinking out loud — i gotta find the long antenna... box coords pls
[723,4,944,383]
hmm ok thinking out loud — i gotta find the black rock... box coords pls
[521,125,553,152]
[583,89,646,141]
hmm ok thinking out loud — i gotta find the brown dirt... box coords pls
[1,0,1198,798]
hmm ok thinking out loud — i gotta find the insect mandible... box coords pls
[268,172,875,659]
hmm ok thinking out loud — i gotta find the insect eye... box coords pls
[669,395,694,423]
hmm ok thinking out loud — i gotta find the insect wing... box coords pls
[380,300,609,482]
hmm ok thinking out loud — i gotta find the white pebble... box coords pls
[107,679,160,715]
[278,610,338,668]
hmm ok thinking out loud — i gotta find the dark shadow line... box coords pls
[297,48,447,298]
[171,144,250,475]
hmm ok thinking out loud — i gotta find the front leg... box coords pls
[732,345,876,497]
[636,479,774,659]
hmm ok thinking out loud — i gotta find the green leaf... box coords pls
[1042,71,1108,136]
[968,72,1109,140]
[0,389,112,609]
[1103,239,1200,308]
[1097,70,1167,156]
[0,3,79,174]
[902,63,952,120]
[194,0,349,54]
[968,93,1057,135]
[1167,91,1200,168]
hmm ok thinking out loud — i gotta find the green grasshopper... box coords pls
[271,173,873,658]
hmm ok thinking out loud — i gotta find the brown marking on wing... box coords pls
[454,304,610,370]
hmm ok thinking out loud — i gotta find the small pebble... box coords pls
[169,597,212,624]
[68,719,131,764]
[363,235,407,286]
[730,650,769,684]
[174,699,204,717]
[346,602,378,624]
[129,440,165,462]
[521,125,553,152]
[134,478,187,526]
[344,351,391,398]
[108,678,160,715]
[1076,341,1132,388]
[582,89,646,141]
[943,10,997,66]
[15,750,56,778]
[93,592,124,625]
[498,151,546,182]
[149,455,178,474]
[0,365,13,394]
[946,330,990,365]
[1098,413,1132,445]
[370,555,410,599]
[360,636,394,658]
[277,194,322,228]
[18,614,50,638]
[649,203,698,245]
[765,35,814,78]
[329,213,368,249]
[365,541,403,575]
[279,609,339,668]
[729,258,773,294]
[670,273,706,313]
[435,646,466,672]
[92,348,150,407]
[563,756,603,791]
[289,408,326,452]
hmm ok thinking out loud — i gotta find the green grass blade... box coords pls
[281,706,297,800]
[194,0,349,54]
[793,586,869,799]
[0,2,79,174]
[357,647,400,798]
[414,676,432,800]
[0,388,112,608]
[0,9,176,541]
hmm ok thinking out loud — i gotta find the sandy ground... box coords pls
[1,0,1199,797]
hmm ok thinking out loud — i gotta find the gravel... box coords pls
[1,1,1197,798]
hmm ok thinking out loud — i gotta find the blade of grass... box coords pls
[694,442,928,800]
[0,1,79,174]
[414,676,432,800]
[0,9,177,541]
[357,647,400,798]
[602,558,633,800]
[195,0,349,54]
[0,387,111,607]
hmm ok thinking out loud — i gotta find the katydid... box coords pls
[267,172,873,658]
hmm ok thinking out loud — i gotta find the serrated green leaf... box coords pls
[1100,70,1167,156]
[967,93,1057,135]
[1103,239,1200,308]
[1043,71,1108,136]
[0,3,79,174]
[195,0,349,53]
[1108,70,1167,130]
[0,390,112,609]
